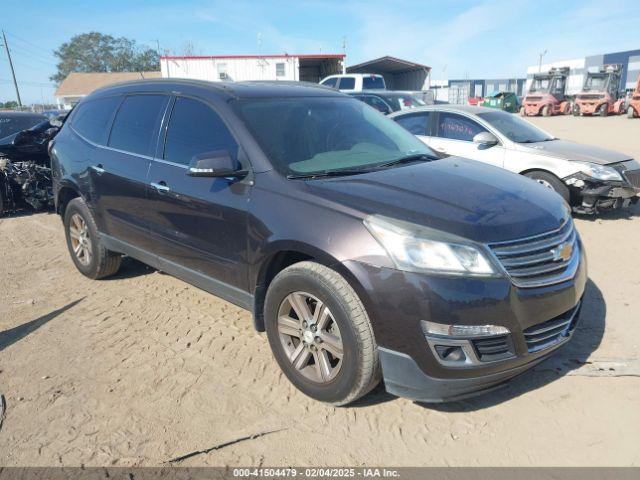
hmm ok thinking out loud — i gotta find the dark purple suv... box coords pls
[50,80,586,405]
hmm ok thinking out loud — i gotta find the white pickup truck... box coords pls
[319,73,386,92]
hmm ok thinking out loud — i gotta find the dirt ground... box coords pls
[1,115,639,467]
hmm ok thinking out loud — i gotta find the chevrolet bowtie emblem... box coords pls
[551,242,573,262]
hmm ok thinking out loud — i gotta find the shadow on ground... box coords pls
[420,279,605,412]
[103,257,156,281]
[0,298,84,353]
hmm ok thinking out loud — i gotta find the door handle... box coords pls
[150,181,170,194]
[91,164,105,174]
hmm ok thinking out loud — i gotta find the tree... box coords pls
[1,100,19,109]
[51,32,159,84]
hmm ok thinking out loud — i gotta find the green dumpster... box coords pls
[480,91,520,113]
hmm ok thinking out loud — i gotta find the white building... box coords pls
[526,48,640,95]
[160,54,345,83]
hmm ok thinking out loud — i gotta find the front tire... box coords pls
[573,104,581,116]
[598,104,608,117]
[264,261,380,406]
[628,106,637,119]
[64,197,121,279]
[524,171,570,204]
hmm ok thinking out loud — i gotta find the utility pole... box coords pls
[341,36,347,74]
[538,49,548,73]
[1,30,22,108]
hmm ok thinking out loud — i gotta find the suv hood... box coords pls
[516,139,632,165]
[306,157,568,244]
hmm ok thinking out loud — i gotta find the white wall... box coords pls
[161,57,299,82]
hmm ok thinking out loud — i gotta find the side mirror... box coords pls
[473,131,499,147]
[187,150,248,178]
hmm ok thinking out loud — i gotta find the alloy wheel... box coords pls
[69,213,92,266]
[277,291,344,383]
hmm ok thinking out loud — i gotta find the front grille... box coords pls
[612,162,640,189]
[623,170,640,189]
[472,335,514,362]
[488,219,579,288]
[523,303,580,353]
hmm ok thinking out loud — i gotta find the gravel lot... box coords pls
[1,115,639,467]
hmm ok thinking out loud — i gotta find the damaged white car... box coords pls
[390,105,640,214]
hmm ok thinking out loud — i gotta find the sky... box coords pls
[1,0,640,105]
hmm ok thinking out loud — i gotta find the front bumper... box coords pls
[379,342,566,402]
[564,175,639,214]
[343,248,587,402]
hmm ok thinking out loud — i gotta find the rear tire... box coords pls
[64,197,121,279]
[519,106,526,116]
[524,171,570,204]
[541,105,551,117]
[264,261,380,406]
[628,106,637,119]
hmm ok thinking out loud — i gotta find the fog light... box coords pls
[435,345,466,362]
[422,320,509,338]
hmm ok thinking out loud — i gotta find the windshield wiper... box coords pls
[287,168,374,180]
[374,153,436,169]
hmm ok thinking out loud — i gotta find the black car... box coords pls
[50,79,586,405]
[349,90,426,114]
[0,111,57,215]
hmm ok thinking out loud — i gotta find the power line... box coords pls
[5,31,56,60]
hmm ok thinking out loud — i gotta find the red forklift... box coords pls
[521,67,571,116]
[573,64,626,116]
[627,74,640,119]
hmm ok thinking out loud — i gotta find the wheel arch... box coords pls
[251,243,370,333]
[56,181,82,217]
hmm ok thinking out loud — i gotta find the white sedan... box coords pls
[389,105,640,214]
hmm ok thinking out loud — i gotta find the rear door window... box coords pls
[362,76,385,89]
[163,97,239,166]
[71,96,121,144]
[338,77,356,90]
[437,112,487,142]
[395,112,431,136]
[108,95,168,156]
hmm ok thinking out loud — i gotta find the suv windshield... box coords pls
[234,97,435,176]
[477,111,555,143]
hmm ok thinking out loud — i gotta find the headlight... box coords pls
[363,215,498,276]
[574,161,622,181]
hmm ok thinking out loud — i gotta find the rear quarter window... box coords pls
[70,96,122,144]
[395,112,431,136]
